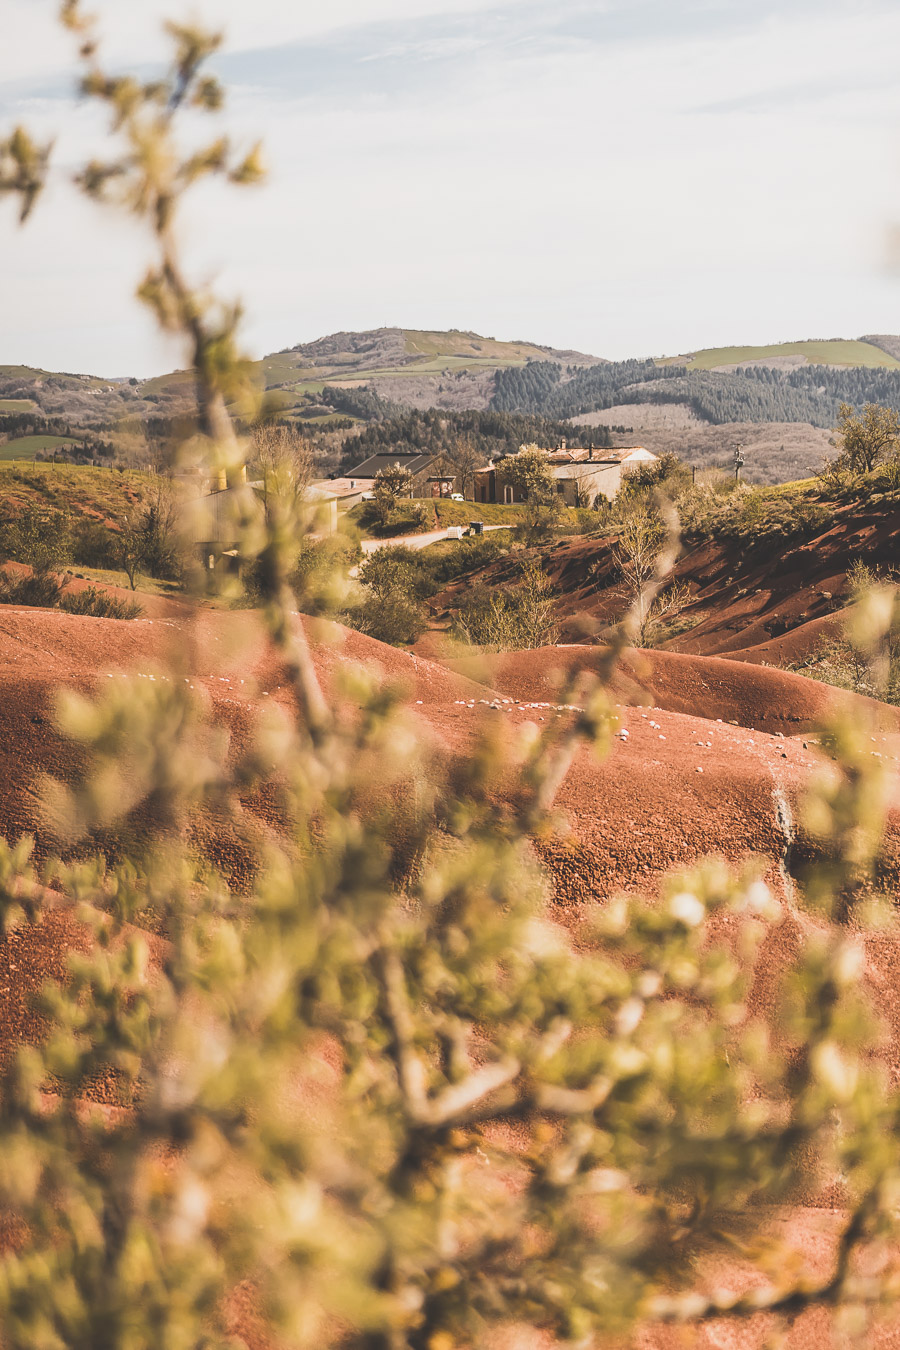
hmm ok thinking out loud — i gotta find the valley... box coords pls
[6,326,900,485]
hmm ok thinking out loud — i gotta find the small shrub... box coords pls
[342,544,433,645]
[372,501,430,537]
[454,558,559,649]
[0,571,63,607]
[0,505,71,573]
[619,450,692,503]
[514,500,562,547]
[244,532,362,614]
[422,532,510,586]
[639,582,698,648]
[790,566,899,704]
[677,482,829,543]
[71,517,122,569]
[59,585,142,620]
[343,589,428,646]
[358,544,438,602]
[566,506,605,535]
[0,569,141,618]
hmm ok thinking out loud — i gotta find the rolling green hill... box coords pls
[0,434,82,461]
[246,327,605,418]
[664,339,900,371]
[0,461,155,517]
[6,329,900,488]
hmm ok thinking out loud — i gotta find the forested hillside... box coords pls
[8,330,900,482]
[341,408,613,468]
[492,357,900,426]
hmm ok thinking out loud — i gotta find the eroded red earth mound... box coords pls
[0,601,899,1349]
[427,496,900,666]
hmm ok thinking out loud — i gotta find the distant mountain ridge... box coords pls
[282,326,605,370]
[5,330,900,485]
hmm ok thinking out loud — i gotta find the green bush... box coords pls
[356,499,430,538]
[358,544,439,601]
[0,569,141,619]
[566,505,606,534]
[677,481,830,543]
[342,545,433,645]
[0,570,64,607]
[343,587,428,645]
[421,531,511,586]
[0,505,71,573]
[244,532,362,614]
[619,450,693,503]
[71,517,122,570]
[59,585,143,620]
[454,557,560,649]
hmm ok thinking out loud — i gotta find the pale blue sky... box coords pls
[3,0,900,375]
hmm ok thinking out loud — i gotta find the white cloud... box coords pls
[1,0,528,86]
[3,0,900,372]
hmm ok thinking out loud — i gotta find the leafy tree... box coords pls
[835,401,900,474]
[114,483,183,588]
[496,442,556,504]
[497,444,563,545]
[2,11,900,1350]
[0,505,71,574]
[253,421,313,515]
[116,507,147,590]
[371,461,414,527]
[443,431,479,499]
[374,461,414,502]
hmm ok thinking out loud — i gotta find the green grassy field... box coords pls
[401,330,553,362]
[139,368,196,396]
[0,365,47,380]
[430,499,526,527]
[66,565,182,598]
[337,357,532,382]
[0,399,37,413]
[295,412,358,426]
[345,499,585,536]
[0,462,155,518]
[664,340,900,371]
[0,434,82,460]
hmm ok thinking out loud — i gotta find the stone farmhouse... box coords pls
[318,451,458,500]
[474,445,658,507]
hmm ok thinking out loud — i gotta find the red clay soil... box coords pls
[3,604,898,1049]
[428,496,900,666]
[442,642,900,735]
[1,602,900,1349]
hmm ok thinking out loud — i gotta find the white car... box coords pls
[450,492,465,502]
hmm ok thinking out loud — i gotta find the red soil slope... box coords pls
[429,496,900,665]
[445,642,900,735]
[1,603,899,1349]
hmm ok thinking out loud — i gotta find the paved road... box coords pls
[360,523,509,556]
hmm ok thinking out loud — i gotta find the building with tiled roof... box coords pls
[474,445,657,507]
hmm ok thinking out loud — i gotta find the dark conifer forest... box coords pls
[491,358,900,426]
